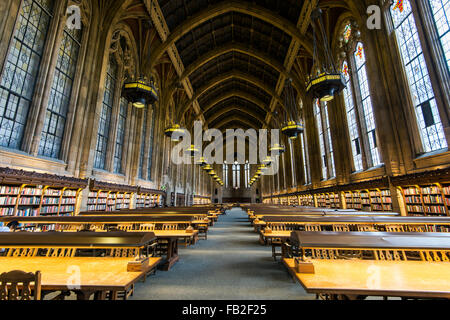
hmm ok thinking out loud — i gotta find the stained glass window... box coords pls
[343,23,352,43]
[94,57,117,170]
[342,61,363,172]
[39,26,81,158]
[428,0,449,71]
[391,0,447,152]
[147,109,156,180]
[138,107,148,179]
[0,0,54,150]
[113,98,127,173]
[354,42,382,166]
[314,99,328,180]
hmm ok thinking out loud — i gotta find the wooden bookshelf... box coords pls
[87,180,137,212]
[329,192,340,209]
[288,195,299,206]
[400,183,449,217]
[299,194,314,207]
[0,168,87,221]
[317,194,328,208]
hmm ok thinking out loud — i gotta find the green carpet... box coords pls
[132,208,313,300]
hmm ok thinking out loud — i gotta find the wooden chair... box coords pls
[305,224,322,232]
[117,224,134,232]
[0,270,42,300]
[333,224,350,232]
[385,225,405,233]
[139,224,155,232]
[162,224,178,231]
[357,224,376,232]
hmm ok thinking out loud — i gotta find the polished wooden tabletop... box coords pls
[153,230,199,238]
[261,231,292,239]
[283,258,450,298]
[0,257,161,291]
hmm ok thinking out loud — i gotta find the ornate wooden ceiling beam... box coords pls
[179,70,286,120]
[197,90,270,118]
[165,42,305,100]
[149,1,313,70]
[213,117,261,131]
[265,0,318,127]
[206,106,266,127]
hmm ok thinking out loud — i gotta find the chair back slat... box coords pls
[0,271,41,300]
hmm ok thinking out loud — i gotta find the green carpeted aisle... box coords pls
[132,207,313,300]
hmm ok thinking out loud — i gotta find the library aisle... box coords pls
[132,208,312,300]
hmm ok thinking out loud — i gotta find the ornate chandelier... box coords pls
[281,79,304,140]
[307,8,346,102]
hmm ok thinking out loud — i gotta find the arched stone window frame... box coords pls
[335,17,384,172]
[381,0,449,157]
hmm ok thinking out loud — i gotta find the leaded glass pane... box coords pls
[342,61,363,172]
[223,164,229,188]
[39,26,81,158]
[0,0,54,149]
[314,99,327,180]
[147,109,156,180]
[354,43,382,167]
[138,107,148,179]
[114,98,127,173]
[323,102,336,178]
[429,0,449,73]
[391,0,447,152]
[300,132,310,185]
[94,57,116,170]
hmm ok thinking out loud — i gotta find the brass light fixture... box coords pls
[164,124,187,141]
[281,79,304,140]
[185,144,200,157]
[123,78,158,108]
[306,8,346,102]
[270,143,286,155]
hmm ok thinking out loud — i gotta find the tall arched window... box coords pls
[147,109,156,180]
[342,60,363,171]
[138,107,148,179]
[94,57,117,170]
[354,42,381,166]
[232,162,240,189]
[0,0,54,150]
[245,161,250,188]
[39,26,82,159]
[428,0,449,71]
[390,0,447,152]
[300,131,311,184]
[113,97,127,173]
[223,163,228,188]
[314,99,335,180]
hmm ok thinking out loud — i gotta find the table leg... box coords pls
[161,238,180,271]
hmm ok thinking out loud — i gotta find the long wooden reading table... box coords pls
[0,232,161,300]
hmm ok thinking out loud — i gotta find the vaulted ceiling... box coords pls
[143,0,354,131]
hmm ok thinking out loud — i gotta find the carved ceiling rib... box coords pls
[264,0,319,128]
[179,70,286,121]
[207,106,266,127]
[197,90,270,119]
[144,0,205,123]
[149,1,314,70]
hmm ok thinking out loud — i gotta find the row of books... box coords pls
[0,186,21,194]
[0,196,17,206]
